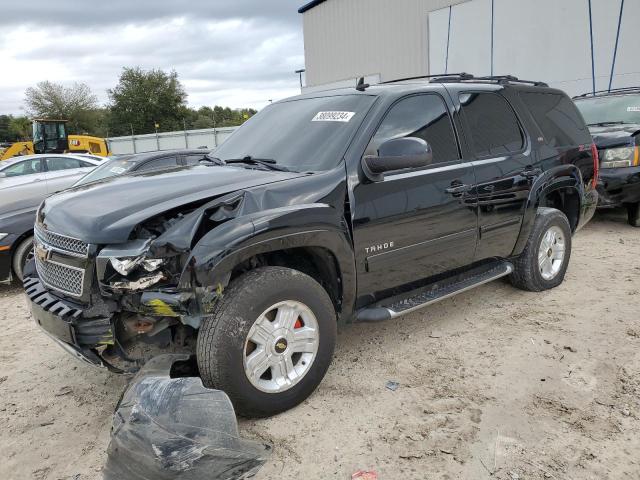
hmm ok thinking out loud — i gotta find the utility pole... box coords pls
[154,122,160,151]
[295,69,306,91]
[130,124,137,153]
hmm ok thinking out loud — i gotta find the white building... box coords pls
[299,0,640,96]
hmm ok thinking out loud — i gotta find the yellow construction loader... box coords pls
[0,119,110,160]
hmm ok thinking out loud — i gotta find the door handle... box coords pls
[445,182,471,195]
[521,167,542,178]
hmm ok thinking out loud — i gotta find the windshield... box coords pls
[212,95,376,172]
[575,94,640,126]
[73,156,135,186]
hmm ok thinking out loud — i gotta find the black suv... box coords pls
[574,88,640,226]
[24,74,598,416]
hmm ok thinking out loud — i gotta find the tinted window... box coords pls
[459,92,524,157]
[367,94,459,164]
[521,92,591,147]
[184,154,208,166]
[212,95,376,172]
[73,157,136,186]
[2,159,43,177]
[138,156,179,171]
[47,157,90,171]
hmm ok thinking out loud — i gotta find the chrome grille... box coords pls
[35,226,88,256]
[35,257,85,297]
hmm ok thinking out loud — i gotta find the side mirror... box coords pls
[362,137,433,182]
[0,172,6,178]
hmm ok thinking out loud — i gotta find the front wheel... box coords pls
[197,267,337,417]
[12,236,34,282]
[510,208,572,292]
[628,202,640,227]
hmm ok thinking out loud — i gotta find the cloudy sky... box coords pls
[0,1,306,115]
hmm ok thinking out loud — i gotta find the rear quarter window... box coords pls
[520,92,591,147]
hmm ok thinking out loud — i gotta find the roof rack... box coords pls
[381,73,474,84]
[382,73,548,88]
[573,86,640,99]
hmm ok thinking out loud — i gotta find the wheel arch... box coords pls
[184,207,357,323]
[511,165,584,256]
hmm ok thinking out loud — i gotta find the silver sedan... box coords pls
[0,154,104,282]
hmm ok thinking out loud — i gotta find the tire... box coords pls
[628,202,640,227]
[510,208,572,292]
[197,266,337,417]
[12,236,34,282]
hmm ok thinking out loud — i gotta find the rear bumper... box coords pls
[23,271,117,371]
[597,166,640,207]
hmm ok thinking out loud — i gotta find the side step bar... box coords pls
[356,261,514,322]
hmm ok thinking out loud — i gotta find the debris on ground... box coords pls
[103,355,271,480]
[352,471,377,480]
[563,346,577,353]
[385,380,400,391]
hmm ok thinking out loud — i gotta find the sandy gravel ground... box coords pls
[1,209,638,480]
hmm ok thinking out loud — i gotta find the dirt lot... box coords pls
[1,209,638,480]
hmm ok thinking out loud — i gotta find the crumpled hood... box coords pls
[589,124,640,149]
[39,165,304,244]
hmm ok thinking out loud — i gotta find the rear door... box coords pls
[449,88,533,260]
[44,156,96,194]
[351,93,478,299]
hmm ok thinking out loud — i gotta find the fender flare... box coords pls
[181,204,357,322]
[511,165,584,256]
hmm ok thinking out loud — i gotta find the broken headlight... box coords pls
[110,256,166,276]
[98,239,172,291]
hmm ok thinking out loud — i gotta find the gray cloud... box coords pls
[0,1,306,115]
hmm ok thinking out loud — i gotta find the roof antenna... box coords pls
[355,77,370,91]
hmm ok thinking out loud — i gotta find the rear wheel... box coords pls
[510,208,572,292]
[197,267,337,417]
[12,236,34,282]
[628,202,640,227]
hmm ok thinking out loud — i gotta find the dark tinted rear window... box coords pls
[520,92,591,147]
[459,92,524,157]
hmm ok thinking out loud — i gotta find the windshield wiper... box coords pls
[224,156,293,172]
[201,154,226,165]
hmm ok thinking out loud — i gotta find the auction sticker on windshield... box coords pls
[312,111,356,122]
[627,107,640,112]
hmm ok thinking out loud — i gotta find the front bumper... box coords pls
[597,165,640,207]
[23,273,117,371]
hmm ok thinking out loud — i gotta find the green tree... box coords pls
[24,81,99,134]
[8,116,31,140]
[108,67,187,135]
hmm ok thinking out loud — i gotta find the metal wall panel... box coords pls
[107,127,238,155]
[302,0,470,87]
[427,0,640,96]
[303,0,639,97]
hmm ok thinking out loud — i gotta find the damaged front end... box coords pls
[25,192,249,372]
[104,354,271,480]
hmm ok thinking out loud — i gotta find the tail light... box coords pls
[590,143,599,188]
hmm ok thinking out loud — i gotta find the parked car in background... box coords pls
[0,154,104,283]
[24,74,598,417]
[73,149,211,187]
[574,88,640,226]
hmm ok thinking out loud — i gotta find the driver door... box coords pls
[351,94,478,300]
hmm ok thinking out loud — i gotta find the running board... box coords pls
[356,261,514,322]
